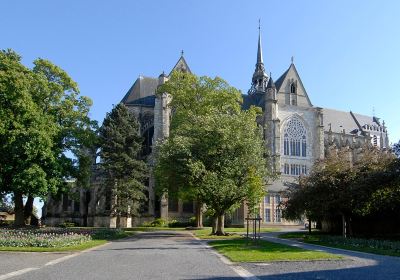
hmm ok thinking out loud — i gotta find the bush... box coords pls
[150,218,167,227]
[140,221,152,227]
[168,217,196,228]
[0,220,14,227]
[58,221,77,228]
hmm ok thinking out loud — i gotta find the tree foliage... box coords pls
[282,145,399,237]
[99,104,147,226]
[393,140,400,158]
[0,49,95,226]
[155,72,269,234]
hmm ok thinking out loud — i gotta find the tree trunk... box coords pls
[215,214,225,236]
[211,216,218,234]
[347,216,353,237]
[24,195,34,225]
[195,202,203,228]
[116,215,121,228]
[14,192,25,227]
[308,218,312,234]
[342,214,347,238]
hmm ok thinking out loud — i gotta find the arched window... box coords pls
[290,83,296,94]
[283,116,307,157]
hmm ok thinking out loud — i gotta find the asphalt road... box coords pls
[0,231,242,280]
[1,230,400,280]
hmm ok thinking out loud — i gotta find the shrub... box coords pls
[150,218,167,227]
[58,221,77,228]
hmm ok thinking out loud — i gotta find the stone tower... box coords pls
[264,76,280,172]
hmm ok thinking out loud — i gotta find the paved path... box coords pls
[239,231,400,280]
[0,231,245,280]
[2,229,400,280]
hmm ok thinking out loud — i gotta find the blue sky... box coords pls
[3,1,399,141]
[2,1,400,213]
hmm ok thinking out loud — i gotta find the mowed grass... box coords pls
[209,238,342,262]
[279,231,400,257]
[191,227,279,240]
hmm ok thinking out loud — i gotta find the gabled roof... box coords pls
[125,95,156,107]
[169,55,192,76]
[322,108,385,135]
[275,63,312,107]
[274,68,289,90]
[121,76,158,104]
[121,54,192,107]
[322,108,360,134]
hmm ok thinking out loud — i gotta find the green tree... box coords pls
[156,72,268,235]
[99,103,147,227]
[0,49,95,226]
[283,148,356,237]
[393,140,400,158]
[283,146,398,237]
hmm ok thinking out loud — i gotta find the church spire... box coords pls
[257,19,263,66]
[249,20,269,95]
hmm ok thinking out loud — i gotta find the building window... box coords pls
[372,135,378,147]
[105,189,112,211]
[275,207,282,222]
[62,194,69,211]
[288,164,307,176]
[290,83,296,94]
[301,165,307,175]
[284,134,289,155]
[275,195,281,204]
[264,195,270,204]
[168,197,179,212]
[302,135,307,157]
[283,163,290,174]
[282,116,307,158]
[265,208,271,222]
[74,200,80,212]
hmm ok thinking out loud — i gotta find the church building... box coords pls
[43,28,390,227]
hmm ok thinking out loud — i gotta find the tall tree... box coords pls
[99,103,147,227]
[155,72,268,235]
[0,49,95,226]
[393,140,400,158]
[283,146,398,237]
[283,148,356,237]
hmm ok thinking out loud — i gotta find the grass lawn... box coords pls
[279,231,400,257]
[209,238,342,262]
[191,227,279,240]
[0,228,136,252]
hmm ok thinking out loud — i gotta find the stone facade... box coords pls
[43,30,389,228]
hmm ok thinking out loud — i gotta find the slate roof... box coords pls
[169,55,192,75]
[125,95,156,107]
[322,108,383,135]
[274,68,289,90]
[322,108,360,134]
[267,76,276,89]
[242,94,253,110]
[121,76,158,105]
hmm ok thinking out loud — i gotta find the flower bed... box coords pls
[0,229,92,248]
